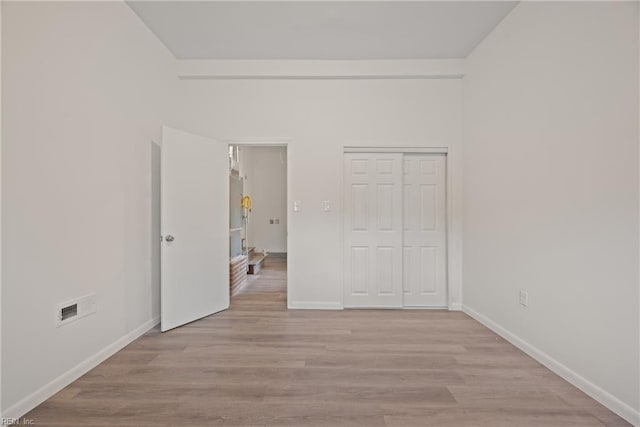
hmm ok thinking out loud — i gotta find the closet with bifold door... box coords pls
[343,150,448,309]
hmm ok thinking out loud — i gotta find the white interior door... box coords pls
[403,154,447,307]
[343,153,403,308]
[161,126,229,332]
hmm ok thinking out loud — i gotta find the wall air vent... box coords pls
[61,304,78,321]
[56,294,96,327]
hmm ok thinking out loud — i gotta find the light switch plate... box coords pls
[323,200,331,212]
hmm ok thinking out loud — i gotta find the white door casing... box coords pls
[343,153,403,308]
[403,154,448,307]
[161,126,229,332]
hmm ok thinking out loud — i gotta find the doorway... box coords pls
[160,126,290,332]
[342,151,448,309]
[229,144,288,307]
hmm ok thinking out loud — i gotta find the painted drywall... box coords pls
[0,0,3,416]
[176,78,463,308]
[463,1,639,419]
[151,142,161,327]
[239,146,287,254]
[2,1,178,414]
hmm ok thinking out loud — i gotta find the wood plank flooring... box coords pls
[25,258,629,426]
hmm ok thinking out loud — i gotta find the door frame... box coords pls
[224,139,291,308]
[341,146,459,310]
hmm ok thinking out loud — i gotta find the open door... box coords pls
[161,126,229,332]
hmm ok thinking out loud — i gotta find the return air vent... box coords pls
[61,304,78,321]
[56,294,96,327]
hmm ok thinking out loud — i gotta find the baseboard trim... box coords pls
[265,252,287,259]
[462,305,640,426]
[448,302,462,311]
[288,301,343,310]
[3,316,160,419]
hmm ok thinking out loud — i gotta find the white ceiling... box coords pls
[128,1,518,60]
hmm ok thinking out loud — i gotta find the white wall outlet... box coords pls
[293,201,300,212]
[519,290,529,307]
[323,200,331,212]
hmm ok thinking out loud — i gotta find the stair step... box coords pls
[249,254,265,264]
[248,254,265,275]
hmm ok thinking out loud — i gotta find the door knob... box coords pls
[165,235,175,242]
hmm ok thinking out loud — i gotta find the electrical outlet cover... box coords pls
[519,290,528,307]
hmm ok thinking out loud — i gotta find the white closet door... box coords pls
[402,154,447,307]
[343,153,403,308]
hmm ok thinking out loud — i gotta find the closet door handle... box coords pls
[165,235,175,242]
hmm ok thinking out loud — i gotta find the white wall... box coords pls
[239,146,288,254]
[177,79,463,308]
[2,1,178,415]
[0,0,4,416]
[463,2,639,422]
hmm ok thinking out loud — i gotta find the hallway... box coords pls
[233,256,288,311]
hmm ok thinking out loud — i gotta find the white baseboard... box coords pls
[448,302,462,311]
[288,301,343,310]
[287,301,460,311]
[462,305,640,427]
[3,316,160,420]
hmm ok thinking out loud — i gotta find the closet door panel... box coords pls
[402,154,447,307]
[343,153,403,308]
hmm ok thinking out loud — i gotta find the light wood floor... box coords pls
[26,258,629,426]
